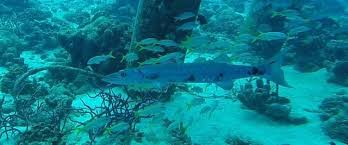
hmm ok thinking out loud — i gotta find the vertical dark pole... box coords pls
[130,0,202,65]
[128,0,202,101]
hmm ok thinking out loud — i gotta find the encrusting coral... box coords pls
[237,79,307,124]
[320,94,348,144]
[58,16,131,74]
[328,61,348,87]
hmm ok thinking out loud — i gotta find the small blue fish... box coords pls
[139,52,185,66]
[181,35,210,51]
[140,45,165,53]
[327,40,348,49]
[174,12,196,21]
[232,43,251,51]
[108,122,130,134]
[177,21,199,31]
[254,32,287,42]
[273,9,300,19]
[87,53,115,65]
[157,40,179,47]
[137,38,158,46]
[288,26,311,36]
[77,116,111,134]
[102,48,291,89]
[237,34,256,43]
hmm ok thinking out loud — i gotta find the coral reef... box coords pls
[328,61,348,87]
[63,10,91,26]
[319,94,348,144]
[319,94,348,121]
[18,7,53,22]
[201,8,244,37]
[67,89,158,144]
[126,85,176,102]
[0,30,25,67]
[322,113,348,144]
[3,4,61,52]
[19,122,64,144]
[16,94,73,144]
[0,95,21,139]
[41,66,100,95]
[168,122,192,145]
[225,134,262,145]
[222,0,249,13]
[1,0,29,7]
[235,0,348,72]
[0,64,28,94]
[289,31,331,72]
[0,89,73,144]
[1,0,347,144]
[237,79,307,124]
[58,16,131,73]
[0,1,63,73]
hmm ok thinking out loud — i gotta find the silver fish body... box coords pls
[103,62,271,89]
[87,55,113,65]
[103,48,291,89]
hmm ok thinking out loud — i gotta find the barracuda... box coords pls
[102,49,291,90]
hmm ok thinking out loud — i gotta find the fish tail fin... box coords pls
[138,46,145,51]
[120,55,126,63]
[260,47,292,88]
[108,50,116,59]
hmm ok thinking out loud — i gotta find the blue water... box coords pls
[0,0,347,145]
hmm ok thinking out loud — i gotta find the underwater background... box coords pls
[0,0,348,145]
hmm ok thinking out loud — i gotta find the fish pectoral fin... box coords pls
[216,82,234,90]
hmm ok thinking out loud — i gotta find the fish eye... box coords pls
[120,71,127,77]
[248,67,259,75]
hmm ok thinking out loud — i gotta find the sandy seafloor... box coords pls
[132,66,345,145]
[0,51,347,145]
